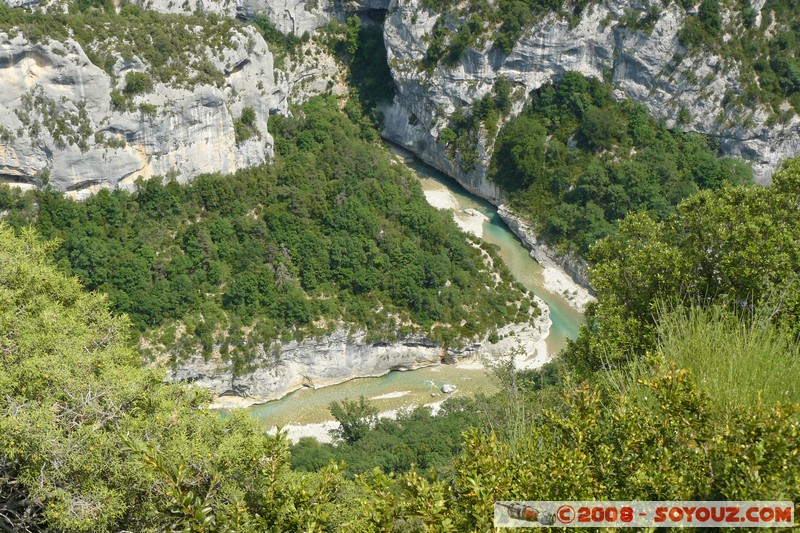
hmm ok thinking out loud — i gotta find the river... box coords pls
[244,145,584,428]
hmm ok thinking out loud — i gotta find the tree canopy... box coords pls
[491,73,752,255]
[0,96,537,373]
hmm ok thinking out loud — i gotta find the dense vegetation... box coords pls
[0,225,362,532]
[677,0,800,116]
[1,1,799,530]
[0,2,237,89]
[490,73,752,254]
[2,157,799,529]
[294,159,800,518]
[0,96,535,372]
[439,76,515,171]
[347,17,397,116]
[568,157,800,372]
[292,398,485,476]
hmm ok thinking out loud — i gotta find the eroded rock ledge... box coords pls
[381,0,800,190]
[0,29,279,196]
[171,300,551,406]
[497,205,595,313]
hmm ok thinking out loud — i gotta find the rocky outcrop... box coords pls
[381,0,800,189]
[171,304,550,405]
[498,205,595,313]
[130,0,392,34]
[236,0,391,34]
[497,205,590,289]
[0,26,281,196]
[273,40,349,108]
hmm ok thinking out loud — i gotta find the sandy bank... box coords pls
[422,188,488,238]
[268,401,446,444]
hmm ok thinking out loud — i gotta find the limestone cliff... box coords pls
[170,301,551,404]
[0,24,280,196]
[381,0,800,190]
[132,0,391,34]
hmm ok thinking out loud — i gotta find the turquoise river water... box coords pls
[244,147,584,427]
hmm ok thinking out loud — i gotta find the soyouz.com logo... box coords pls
[494,501,795,528]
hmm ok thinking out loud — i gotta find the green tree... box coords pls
[123,71,153,95]
[329,396,378,444]
[569,157,800,372]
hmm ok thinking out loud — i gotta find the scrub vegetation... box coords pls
[0,2,234,88]
[0,96,536,373]
[2,155,800,529]
[490,73,752,255]
[419,0,799,116]
[0,1,799,531]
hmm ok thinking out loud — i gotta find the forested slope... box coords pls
[1,160,798,532]
[490,73,752,255]
[0,97,536,373]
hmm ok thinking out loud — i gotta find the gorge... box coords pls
[1,0,798,407]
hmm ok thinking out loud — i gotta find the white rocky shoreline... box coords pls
[496,205,595,314]
[191,298,551,409]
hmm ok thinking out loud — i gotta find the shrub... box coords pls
[123,71,153,95]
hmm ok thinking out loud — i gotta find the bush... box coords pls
[490,73,752,255]
[234,107,259,144]
[123,71,153,95]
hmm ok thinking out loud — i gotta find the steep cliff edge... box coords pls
[170,300,551,405]
[132,0,391,34]
[381,0,800,190]
[0,14,280,196]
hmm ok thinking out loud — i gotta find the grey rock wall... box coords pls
[381,0,800,191]
[171,305,550,403]
[0,26,281,196]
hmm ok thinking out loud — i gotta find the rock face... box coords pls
[237,0,392,34]
[497,204,595,313]
[171,302,551,404]
[381,0,800,190]
[0,26,280,196]
[131,0,391,34]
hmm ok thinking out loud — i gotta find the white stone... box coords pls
[0,26,280,194]
[171,300,551,403]
[381,0,800,188]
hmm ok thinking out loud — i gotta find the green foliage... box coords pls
[441,76,516,171]
[233,106,259,144]
[328,396,379,444]
[293,399,484,476]
[491,73,752,255]
[2,96,533,369]
[678,0,800,114]
[124,71,153,95]
[4,217,799,531]
[139,102,158,116]
[322,15,396,124]
[347,17,396,114]
[0,224,352,532]
[657,304,800,410]
[110,89,128,111]
[338,355,799,530]
[0,4,232,89]
[568,157,800,372]
[420,0,588,69]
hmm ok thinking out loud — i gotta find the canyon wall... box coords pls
[0,26,279,196]
[381,0,799,191]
